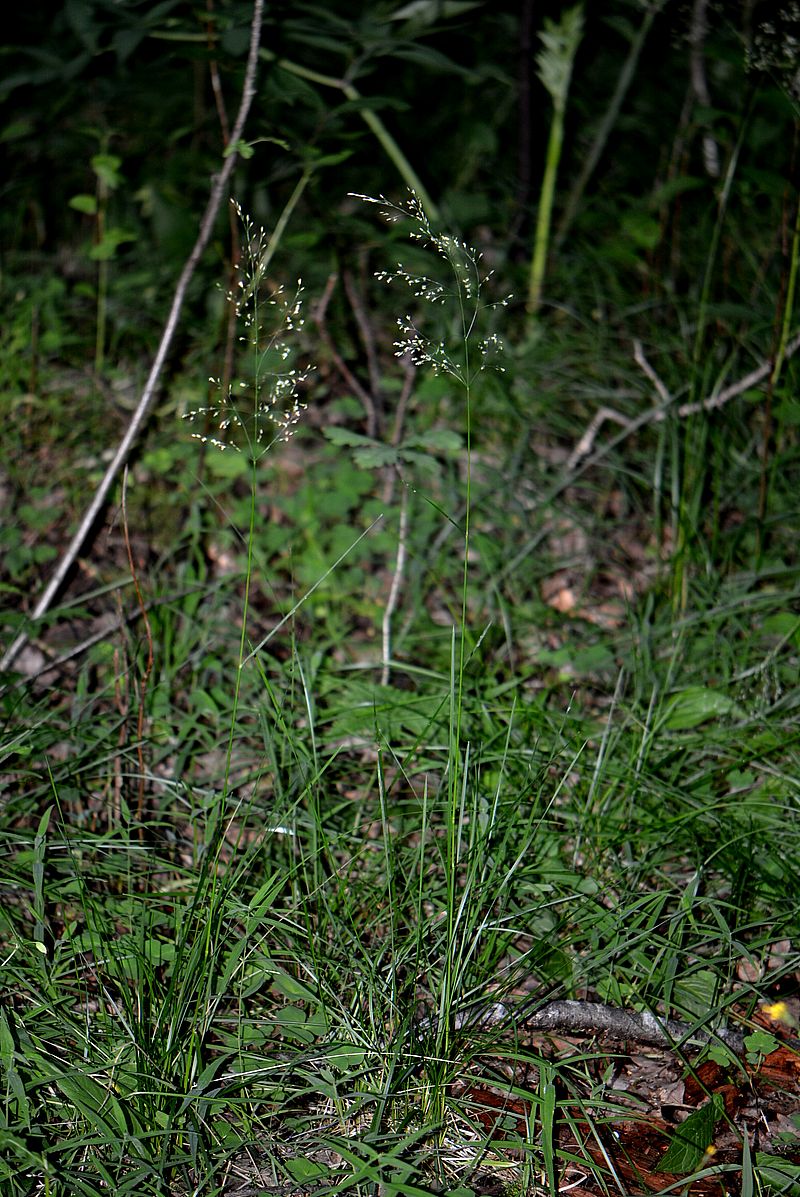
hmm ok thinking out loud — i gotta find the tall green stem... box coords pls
[261,50,438,220]
[526,5,583,319]
[554,0,663,251]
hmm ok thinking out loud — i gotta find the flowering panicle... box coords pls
[183,200,310,453]
[350,190,510,381]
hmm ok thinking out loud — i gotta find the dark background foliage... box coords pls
[3,1,793,300]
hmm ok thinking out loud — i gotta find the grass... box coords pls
[1,178,800,1197]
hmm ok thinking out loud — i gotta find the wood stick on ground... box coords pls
[567,329,800,469]
[0,0,265,675]
[449,998,747,1054]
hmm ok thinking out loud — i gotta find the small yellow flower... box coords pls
[762,1000,798,1027]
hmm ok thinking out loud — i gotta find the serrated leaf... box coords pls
[403,429,462,455]
[397,448,440,472]
[657,1094,722,1173]
[353,445,398,469]
[323,427,378,448]
[664,686,742,730]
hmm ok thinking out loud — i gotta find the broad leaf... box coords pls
[657,1094,723,1173]
[663,686,743,730]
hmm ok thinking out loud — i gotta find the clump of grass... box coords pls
[3,182,800,1197]
[352,190,515,1071]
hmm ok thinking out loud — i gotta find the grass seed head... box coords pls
[182,200,310,453]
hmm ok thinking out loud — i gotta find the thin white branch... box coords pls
[381,479,409,687]
[633,337,672,404]
[689,0,720,178]
[567,329,800,469]
[566,405,634,470]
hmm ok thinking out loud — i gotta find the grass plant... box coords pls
[2,170,800,1197]
[526,4,584,317]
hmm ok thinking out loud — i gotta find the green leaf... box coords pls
[206,448,249,477]
[403,428,463,455]
[323,1043,368,1071]
[671,967,718,1017]
[0,118,35,142]
[753,1153,800,1193]
[323,427,378,449]
[354,444,398,469]
[657,1094,723,1173]
[69,193,97,215]
[285,1156,329,1182]
[663,686,743,730]
[649,175,706,207]
[621,210,661,250]
[273,1004,320,1044]
[744,1029,780,1057]
[88,226,136,260]
[536,5,584,108]
[304,148,353,168]
[323,427,401,470]
[761,612,800,646]
[55,1072,129,1139]
[91,153,123,190]
[741,1127,754,1197]
[269,967,318,1002]
[224,138,255,159]
[775,397,800,427]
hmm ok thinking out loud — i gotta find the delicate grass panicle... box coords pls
[182,199,309,454]
[352,190,508,379]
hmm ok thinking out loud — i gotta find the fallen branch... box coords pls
[521,999,745,1052]
[1,0,265,674]
[567,330,800,470]
[449,998,746,1053]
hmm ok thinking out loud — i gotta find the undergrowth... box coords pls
[2,106,800,1197]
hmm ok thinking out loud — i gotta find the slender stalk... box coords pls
[554,0,663,250]
[526,5,583,317]
[527,102,565,315]
[758,168,800,545]
[673,108,749,612]
[238,165,313,305]
[262,51,438,220]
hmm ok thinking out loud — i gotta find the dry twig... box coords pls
[567,329,800,469]
[313,272,379,437]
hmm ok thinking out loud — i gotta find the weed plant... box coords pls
[2,171,800,1197]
